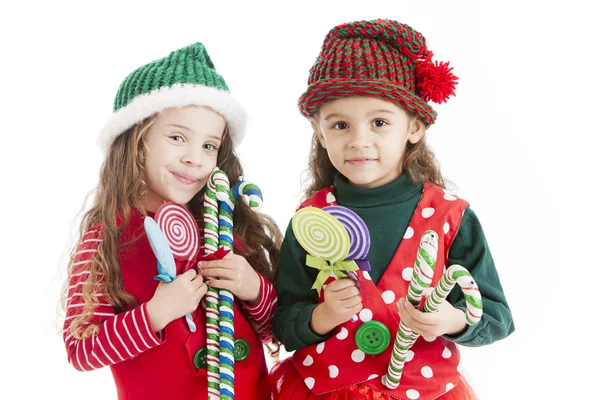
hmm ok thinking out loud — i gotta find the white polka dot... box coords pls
[404,227,414,239]
[422,208,435,218]
[446,383,455,391]
[359,308,373,322]
[351,349,365,362]
[442,347,452,358]
[316,342,325,354]
[402,267,414,281]
[336,327,348,340]
[367,374,378,381]
[329,365,339,378]
[423,336,436,342]
[381,290,396,304]
[421,366,433,378]
[304,377,315,389]
[405,350,415,362]
[303,355,313,366]
[444,193,457,201]
[443,222,450,234]
[326,192,336,203]
[322,284,328,291]
[406,389,420,399]
[363,271,372,280]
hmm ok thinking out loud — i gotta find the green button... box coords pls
[355,321,391,355]
[233,338,249,361]
[193,347,208,369]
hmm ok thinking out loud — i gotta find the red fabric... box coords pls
[278,183,472,399]
[64,211,274,400]
[272,357,478,400]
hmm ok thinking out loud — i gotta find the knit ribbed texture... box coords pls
[299,19,450,126]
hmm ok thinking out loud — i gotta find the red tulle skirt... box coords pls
[270,357,478,400]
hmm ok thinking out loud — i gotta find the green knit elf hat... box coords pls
[298,19,458,126]
[98,42,246,152]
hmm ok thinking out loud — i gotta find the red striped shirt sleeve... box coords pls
[240,273,277,343]
[63,229,164,371]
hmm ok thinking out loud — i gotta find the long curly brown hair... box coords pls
[303,112,445,199]
[61,114,282,356]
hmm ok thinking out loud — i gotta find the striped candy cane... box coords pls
[382,230,438,389]
[212,170,236,400]
[232,179,263,210]
[424,264,483,324]
[204,169,222,400]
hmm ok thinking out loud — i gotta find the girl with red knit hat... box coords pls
[271,19,514,400]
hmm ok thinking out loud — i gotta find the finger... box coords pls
[198,259,234,270]
[180,268,197,280]
[338,285,361,300]
[206,279,234,292]
[403,300,437,326]
[200,267,234,281]
[196,283,208,297]
[342,295,362,309]
[191,274,205,287]
[327,278,357,292]
[407,320,437,337]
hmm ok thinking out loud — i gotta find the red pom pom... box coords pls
[415,60,458,103]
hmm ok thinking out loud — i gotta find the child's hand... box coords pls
[147,269,207,332]
[310,279,362,335]
[197,253,261,304]
[397,289,467,339]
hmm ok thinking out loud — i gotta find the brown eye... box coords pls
[373,119,387,127]
[333,122,348,130]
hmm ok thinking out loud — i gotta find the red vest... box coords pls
[292,183,468,399]
[110,213,270,399]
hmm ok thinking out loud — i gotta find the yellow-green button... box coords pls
[193,347,208,369]
[355,321,391,355]
[233,338,249,361]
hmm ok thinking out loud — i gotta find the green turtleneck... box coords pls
[272,173,514,351]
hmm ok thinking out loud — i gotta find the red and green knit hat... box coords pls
[98,42,246,152]
[298,19,458,126]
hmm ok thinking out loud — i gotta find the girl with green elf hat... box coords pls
[61,42,282,399]
[271,19,514,400]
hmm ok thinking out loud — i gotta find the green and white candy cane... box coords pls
[382,230,438,390]
[424,264,483,325]
[204,168,223,400]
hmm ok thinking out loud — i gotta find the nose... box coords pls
[182,145,204,167]
[348,126,372,149]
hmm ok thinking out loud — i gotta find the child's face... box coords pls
[312,96,424,189]
[142,105,226,211]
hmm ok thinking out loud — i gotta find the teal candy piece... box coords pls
[144,217,176,279]
[154,260,175,282]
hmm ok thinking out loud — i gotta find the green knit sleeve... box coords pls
[443,206,515,346]
[272,221,331,351]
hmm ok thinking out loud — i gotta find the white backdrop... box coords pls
[1,0,598,398]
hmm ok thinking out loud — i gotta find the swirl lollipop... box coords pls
[155,203,199,263]
[292,207,358,295]
[323,206,370,266]
[144,203,200,333]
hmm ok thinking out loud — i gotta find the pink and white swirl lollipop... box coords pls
[155,203,199,262]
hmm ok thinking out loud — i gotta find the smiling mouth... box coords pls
[172,172,199,185]
[346,158,376,165]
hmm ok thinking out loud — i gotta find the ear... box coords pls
[310,119,327,149]
[407,117,426,144]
